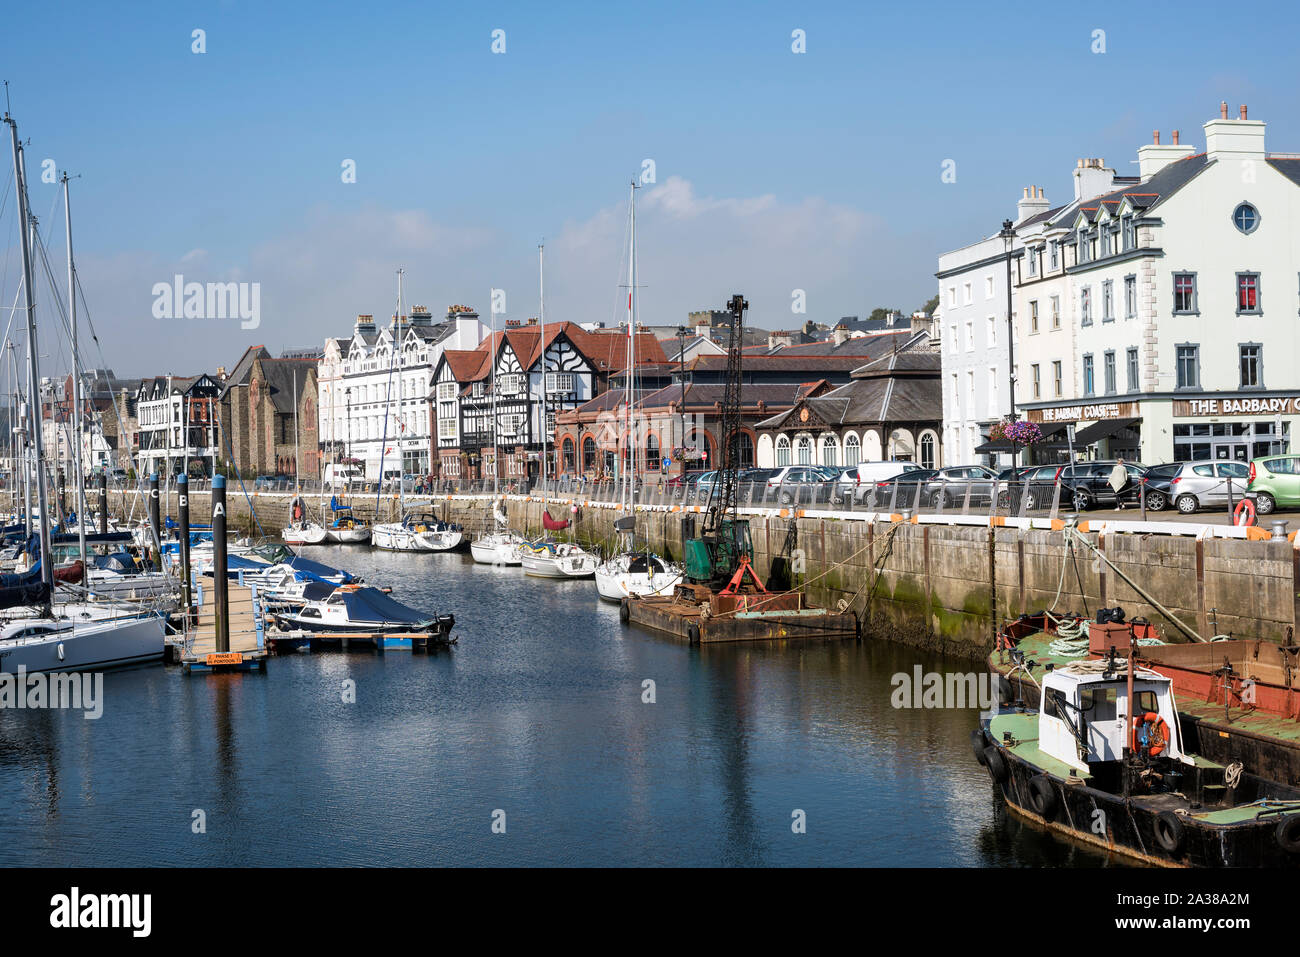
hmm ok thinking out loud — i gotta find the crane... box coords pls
[684,293,763,592]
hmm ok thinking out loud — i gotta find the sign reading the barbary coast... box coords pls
[1174,396,1300,417]
[1027,402,1138,424]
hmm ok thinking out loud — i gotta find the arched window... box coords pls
[582,435,597,472]
[919,431,937,470]
[776,435,791,467]
[730,431,754,468]
[796,435,812,465]
[561,437,575,473]
[844,433,860,467]
[645,433,660,470]
[821,434,837,467]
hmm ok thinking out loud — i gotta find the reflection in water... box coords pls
[0,547,1113,866]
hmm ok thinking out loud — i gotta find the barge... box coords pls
[623,577,856,645]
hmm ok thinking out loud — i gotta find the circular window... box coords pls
[1233,202,1259,234]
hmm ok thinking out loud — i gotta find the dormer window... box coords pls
[1122,215,1134,250]
[1233,202,1259,234]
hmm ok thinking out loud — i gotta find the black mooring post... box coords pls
[178,473,192,623]
[148,472,161,569]
[212,475,230,654]
[98,470,108,535]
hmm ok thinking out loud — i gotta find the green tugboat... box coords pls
[977,650,1300,866]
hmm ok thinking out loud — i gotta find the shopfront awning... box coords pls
[974,421,1073,453]
[1072,417,1141,447]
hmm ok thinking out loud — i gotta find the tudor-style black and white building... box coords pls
[431,319,666,480]
[134,372,223,478]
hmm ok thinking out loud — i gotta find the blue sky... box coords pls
[2,0,1296,376]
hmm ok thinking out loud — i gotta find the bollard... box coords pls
[178,473,192,624]
[148,473,161,570]
[212,475,230,654]
[1270,520,1289,541]
[98,471,108,535]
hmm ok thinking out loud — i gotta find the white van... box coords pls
[323,464,363,488]
[834,461,921,503]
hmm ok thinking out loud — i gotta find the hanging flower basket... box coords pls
[672,446,703,462]
[993,419,1043,445]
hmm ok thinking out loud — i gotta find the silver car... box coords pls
[1153,460,1249,513]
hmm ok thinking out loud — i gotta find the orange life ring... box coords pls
[1233,498,1256,527]
[1131,711,1170,757]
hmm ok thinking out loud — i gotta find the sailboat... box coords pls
[324,497,370,543]
[469,494,523,565]
[0,113,166,672]
[515,242,596,579]
[594,181,682,600]
[282,369,327,544]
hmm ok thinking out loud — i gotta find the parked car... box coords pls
[692,469,720,501]
[1247,455,1300,515]
[1057,461,1148,510]
[867,468,940,509]
[832,461,922,504]
[765,465,839,504]
[1137,461,1246,513]
[923,465,1000,509]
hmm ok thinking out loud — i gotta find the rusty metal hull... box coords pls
[625,592,857,644]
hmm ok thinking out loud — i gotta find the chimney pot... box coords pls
[1220,100,1229,119]
[1240,104,1248,120]
[1153,130,1160,145]
[1172,129,1179,145]
[1023,187,1029,199]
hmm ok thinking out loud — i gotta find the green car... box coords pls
[1247,454,1300,515]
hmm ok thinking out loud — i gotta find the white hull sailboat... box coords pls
[594,551,682,601]
[470,533,523,565]
[282,521,328,545]
[0,613,166,674]
[521,541,597,579]
[471,499,522,565]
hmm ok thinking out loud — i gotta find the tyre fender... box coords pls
[1275,814,1300,854]
[1155,810,1185,853]
[983,745,1009,783]
[1028,774,1058,820]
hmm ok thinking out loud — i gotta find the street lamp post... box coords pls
[676,325,688,472]
[1000,218,1018,465]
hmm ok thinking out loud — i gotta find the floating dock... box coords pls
[180,582,268,673]
[265,628,454,653]
[624,585,857,644]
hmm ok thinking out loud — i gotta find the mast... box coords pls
[623,180,638,511]
[8,115,53,595]
[62,173,88,575]
[396,268,405,519]
[489,287,499,496]
[538,241,546,505]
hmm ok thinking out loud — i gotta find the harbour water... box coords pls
[0,547,1108,866]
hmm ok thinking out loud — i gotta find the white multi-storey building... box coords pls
[318,305,488,481]
[935,219,1027,465]
[1013,104,1300,464]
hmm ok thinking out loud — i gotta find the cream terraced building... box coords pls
[1007,104,1300,465]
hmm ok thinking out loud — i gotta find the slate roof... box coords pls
[1267,157,1300,187]
[754,339,941,431]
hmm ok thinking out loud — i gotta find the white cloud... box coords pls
[16,181,936,375]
